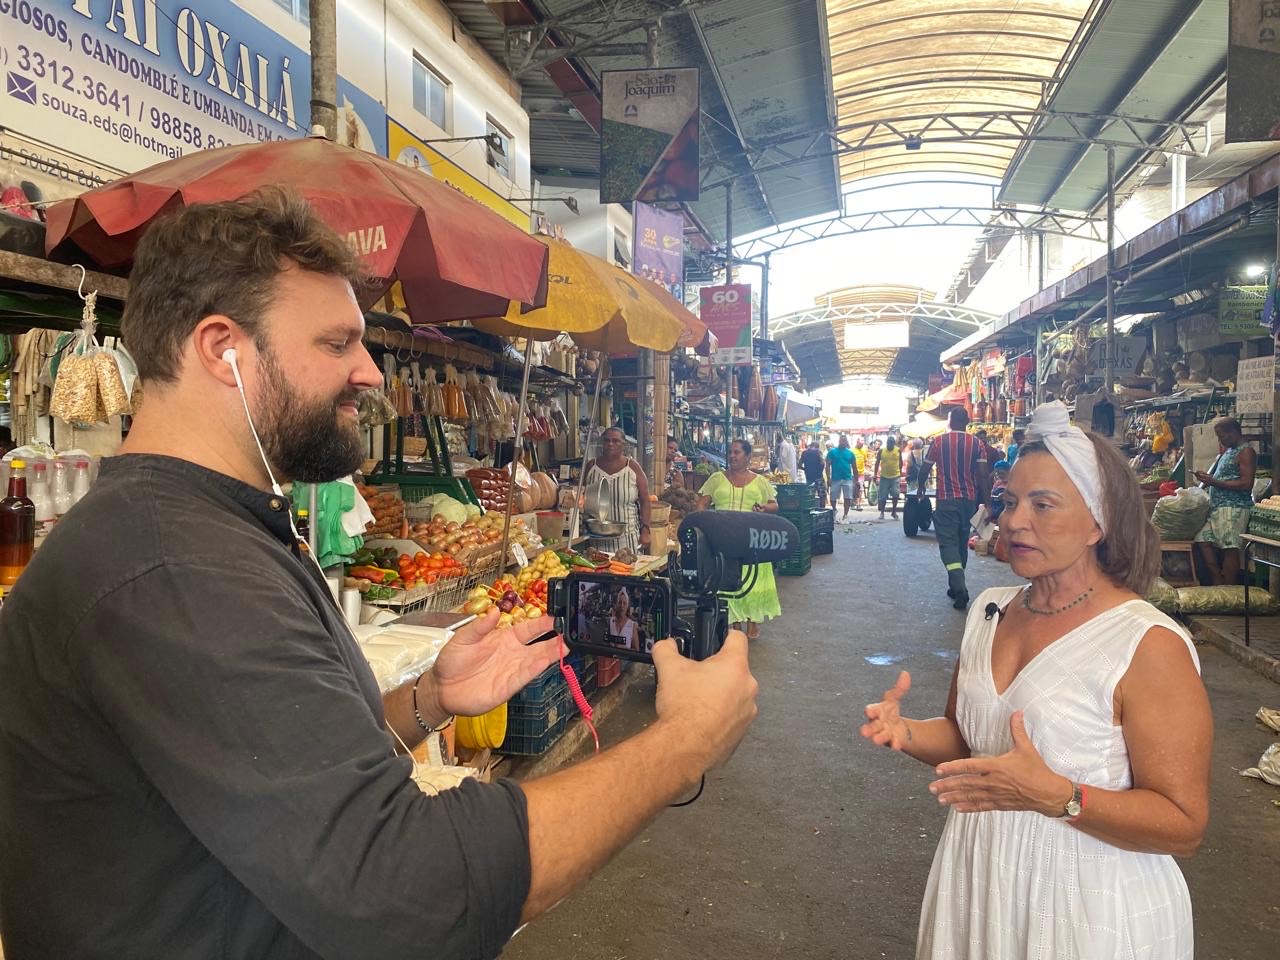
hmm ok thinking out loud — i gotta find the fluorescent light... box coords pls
[1245,263,1266,278]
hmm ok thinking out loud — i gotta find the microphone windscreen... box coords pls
[678,511,801,564]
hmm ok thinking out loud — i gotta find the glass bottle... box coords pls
[51,461,73,517]
[29,461,53,527]
[70,461,92,506]
[296,508,311,542]
[0,459,36,585]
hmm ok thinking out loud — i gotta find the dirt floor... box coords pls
[505,517,1280,960]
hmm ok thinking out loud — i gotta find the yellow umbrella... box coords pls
[472,236,684,353]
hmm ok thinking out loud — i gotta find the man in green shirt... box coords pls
[826,434,858,522]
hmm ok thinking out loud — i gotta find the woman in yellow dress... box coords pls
[697,439,782,638]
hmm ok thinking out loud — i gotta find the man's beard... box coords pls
[254,346,366,483]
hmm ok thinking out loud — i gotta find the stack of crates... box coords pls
[811,508,834,556]
[499,652,591,756]
[775,484,815,577]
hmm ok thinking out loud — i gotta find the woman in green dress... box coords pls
[697,438,782,638]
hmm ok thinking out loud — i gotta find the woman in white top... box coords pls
[608,586,639,652]
[860,401,1211,959]
[584,426,651,554]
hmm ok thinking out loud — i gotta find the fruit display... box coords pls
[411,512,506,558]
[465,468,511,513]
[356,484,406,539]
[344,544,466,602]
[659,484,701,526]
[461,550,568,625]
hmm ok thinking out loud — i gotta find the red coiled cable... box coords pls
[558,641,599,752]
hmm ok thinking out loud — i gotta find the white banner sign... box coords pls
[1235,355,1277,414]
[0,0,387,191]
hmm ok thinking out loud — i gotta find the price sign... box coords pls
[1235,355,1277,414]
[511,543,530,568]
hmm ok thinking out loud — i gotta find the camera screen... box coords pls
[571,579,669,655]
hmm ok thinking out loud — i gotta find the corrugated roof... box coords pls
[439,0,840,244]
[827,0,1096,184]
[775,286,992,389]
[999,0,1227,212]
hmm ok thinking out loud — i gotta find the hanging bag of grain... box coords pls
[50,300,102,425]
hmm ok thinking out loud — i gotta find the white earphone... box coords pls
[223,346,285,499]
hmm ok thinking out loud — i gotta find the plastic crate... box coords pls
[811,530,834,556]
[776,555,812,577]
[516,661,571,701]
[501,683,571,756]
[810,508,834,534]
[776,484,816,511]
[1248,506,1280,540]
[597,655,622,687]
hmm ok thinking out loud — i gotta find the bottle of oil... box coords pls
[0,459,36,586]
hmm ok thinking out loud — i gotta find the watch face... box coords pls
[1066,799,1082,817]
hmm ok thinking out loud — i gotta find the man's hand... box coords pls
[420,609,562,719]
[650,631,758,770]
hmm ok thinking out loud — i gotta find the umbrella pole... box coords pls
[498,342,536,571]
[568,360,606,542]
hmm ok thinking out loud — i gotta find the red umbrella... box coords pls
[44,136,548,322]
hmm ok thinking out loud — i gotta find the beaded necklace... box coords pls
[1021,584,1095,616]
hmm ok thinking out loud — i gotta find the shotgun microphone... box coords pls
[677,511,801,566]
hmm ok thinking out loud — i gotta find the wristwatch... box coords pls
[1057,782,1084,820]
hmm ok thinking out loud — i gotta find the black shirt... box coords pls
[0,455,530,959]
[799,447,825,483]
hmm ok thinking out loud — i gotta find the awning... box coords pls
[916,382,968,412]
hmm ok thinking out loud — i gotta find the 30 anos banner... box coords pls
[700,283,752,366]
[600,67,698,204]
[632,201,683,300]
[0,0,386,191]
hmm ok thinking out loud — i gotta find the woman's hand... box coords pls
[930,711,1072,816]
[639,526,652,548]
[860,670,912,750]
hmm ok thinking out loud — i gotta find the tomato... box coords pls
[398,553,412,564]
[425,572,439,584]
[427,557,444,570]
[414,551,428,561]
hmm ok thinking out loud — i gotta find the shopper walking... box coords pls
[826,434,859,521]
[852,437,869,506]
[584,425,652,553]
[875,435,902,520]
[1193,416,1257,585]
[919,408,989,609]
[799,438,827,507]
[698,439,782,638]
[0,190,759,959]
[1005,427,1025,464]
[861,401,1209,960]
[776,433,798,482]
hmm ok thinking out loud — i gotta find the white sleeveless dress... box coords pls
[917,586,1198,960]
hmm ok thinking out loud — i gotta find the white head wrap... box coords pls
[1025,400,1107,533]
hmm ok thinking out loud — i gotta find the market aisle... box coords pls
[504,520,1280,960]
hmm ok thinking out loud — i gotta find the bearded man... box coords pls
[0,189,757,959]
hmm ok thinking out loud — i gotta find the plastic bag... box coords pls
[1241,742,1280,787]
[1145,577,1179,614]
[1174,585,1280,615]
[1152,486,1212,541]
[92,350,130,417]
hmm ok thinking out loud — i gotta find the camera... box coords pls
[545,511,801,664]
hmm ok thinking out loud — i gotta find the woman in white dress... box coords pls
[608,587,638,651]
[860,402,1211,959]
